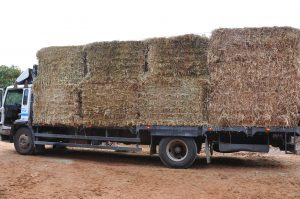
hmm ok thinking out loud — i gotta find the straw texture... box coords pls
[208,27,300,127]
[33,46,85,126]
[81,41,145,127]
[138,35,209,126]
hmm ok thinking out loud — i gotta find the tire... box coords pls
[14,127,35,155]
[159,137,197,169]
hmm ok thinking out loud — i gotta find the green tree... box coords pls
[0,65,21,88]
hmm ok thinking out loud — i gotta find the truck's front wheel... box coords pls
[14,127,35,155]
[159,137,197,168]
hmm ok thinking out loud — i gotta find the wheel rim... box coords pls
[166,139,188,162]
[19,134,31,150]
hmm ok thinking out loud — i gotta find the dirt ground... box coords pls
[0,141,299,199]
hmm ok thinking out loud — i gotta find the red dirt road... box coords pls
[0,142,299,199]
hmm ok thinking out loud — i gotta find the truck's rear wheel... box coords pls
[159,137,197,168]
[14,127,35,155]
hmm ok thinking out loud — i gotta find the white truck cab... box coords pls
[0,69,33,140]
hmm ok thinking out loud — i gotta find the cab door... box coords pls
[20,88,31,121]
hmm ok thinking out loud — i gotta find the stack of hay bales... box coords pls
[81,41,146,127]
[208,27,300,127]
[33,46,85,126]
[33,35,210,128]
[138,35,209,126]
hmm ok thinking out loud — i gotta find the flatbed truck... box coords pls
[0,68,299,168]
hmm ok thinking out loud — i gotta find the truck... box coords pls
[0,66,299,168]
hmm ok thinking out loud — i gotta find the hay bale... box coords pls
[33,83,82,126]
[138,35,209,126]
[84,41,146,81]
[81,41,145,127]
[145,34,209,78]
[81,79,139,127]
[36,46,86,85]
[138,77,209,126]
[208,27,300,127]
[33,46,85,126]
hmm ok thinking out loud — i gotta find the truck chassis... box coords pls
[9,122,300,168]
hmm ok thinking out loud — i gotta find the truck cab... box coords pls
[0,69,33,141]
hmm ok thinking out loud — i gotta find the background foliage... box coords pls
[0,65,21,88]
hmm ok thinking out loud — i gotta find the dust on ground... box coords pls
[0,142,299,199]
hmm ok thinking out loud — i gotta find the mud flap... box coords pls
[219,143,269,153]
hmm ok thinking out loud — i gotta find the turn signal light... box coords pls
[208,127,213,131]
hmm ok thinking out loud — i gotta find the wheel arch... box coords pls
[151,134,203,154]
[11,121,32,137]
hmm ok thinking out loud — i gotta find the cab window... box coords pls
[5,89,23,106]
[23,89,29,105]
[4,89,23,125]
